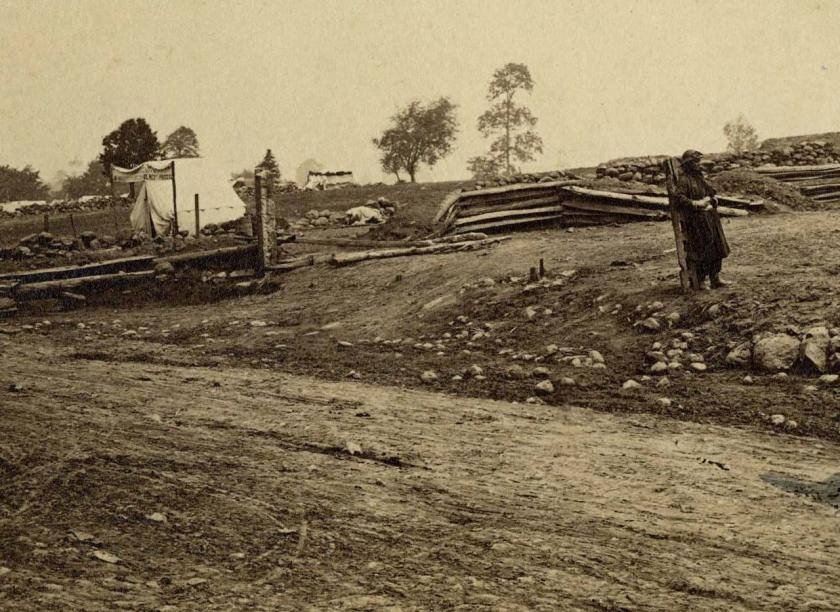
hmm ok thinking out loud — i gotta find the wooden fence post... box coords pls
[253,170,276,275]
[194,194,200,237]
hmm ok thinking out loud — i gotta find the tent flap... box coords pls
[116,158,247,237]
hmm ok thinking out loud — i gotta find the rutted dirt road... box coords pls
[1,340,838,611]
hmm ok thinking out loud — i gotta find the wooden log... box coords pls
[453,213,566,234]
[453,195,561,219]
[433,180,581,222]
[562,198,667,218]
[330,237,509,266]
[430,232,488,243]
[157,244,257,268]
[296,237,434,248]
[267,252,335,271]
[455,189,561,209]
[453,204,566,227]
[14,270,155,301]
[0,255,155,285]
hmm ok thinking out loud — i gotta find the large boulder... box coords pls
[753,334,800,371]
[800,326,830,373]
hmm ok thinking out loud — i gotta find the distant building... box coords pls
[304,171,354,190]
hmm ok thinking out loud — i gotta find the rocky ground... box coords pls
[2,207,840,609]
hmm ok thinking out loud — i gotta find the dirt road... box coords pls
[1,339,838,610]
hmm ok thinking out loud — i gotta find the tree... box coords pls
[0,165,50,202]
[61,160,110,199]
[98,118,160,177]
[256,149,281,184]
[476,63,543,175]
[466,155,503,182]
[723,114,759,155]
[372,97,458,183]
[160,126,200,158]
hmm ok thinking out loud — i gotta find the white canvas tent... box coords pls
[112,158,246,237]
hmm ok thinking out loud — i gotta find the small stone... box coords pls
[656,397,672,408]
[667,362,683,371]
[336,340,353,348]
[743,375,754,384]
[146,512,167,523]
[525,396,545,405]
[451,375,463,381]
[640,317,661,332]
[770,414,786,426]
[534,380,555,395]
[689,362,707,372]
[250,320,268,327]
[545,344,559,356]
[819,374,839,384]
[524,306,539,320]
[420,370,438,383]
[465,364,484,377]
[505,364,526,379]
[656,377,670,387]
[588,350,605,364]
[651,342,662,350]
[726,342,752,367]
[559,377,575,386]
[532,366,551,378]
[622,379,641,390]
[650,361,668,374]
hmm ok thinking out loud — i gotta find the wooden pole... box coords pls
[69,213,78,242]
[539,258,545,278]
[109,173,120,234]
[194,194,200,237]
[254,171,264,276]
[43,213,49,233]
[170,161,179,237]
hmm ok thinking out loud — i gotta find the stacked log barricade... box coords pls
[435,182,763,235]
[752,164,840,204]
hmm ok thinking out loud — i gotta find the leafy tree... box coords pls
[466,155,503,182]
[372,97,458,183]
[477,63,543,175]
[160,126,200,158]
[62,160,110,199]
[295,158,324,186]
[98,118,160,177]
[723,114,759,155]
[0,164,50,202]
[256,149,281,184]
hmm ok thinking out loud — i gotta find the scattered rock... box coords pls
[531,366,551,378]
[656,377,670,387]
[559,377,576,386]
[819,374,839,384]
[725,342,752,367]
[588,349,604,364]
[465,364,484,378]
[769,414,786,426]
[504,364,526,379]
[146,512,167,523]
[656,397,672,408]
[534,380,555,395]
[743,375,754,384]
[420,370,438,383]
[689,362,707,372]
[753,334,800,371]
[92,550,121,564]
[622,379,641,390]
[640,317,661,332]
[650,361,668,374]
[544,344,559,356]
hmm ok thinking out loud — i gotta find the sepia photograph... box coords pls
[1,1,839,609]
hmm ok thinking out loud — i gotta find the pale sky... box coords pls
[2,0,839,185]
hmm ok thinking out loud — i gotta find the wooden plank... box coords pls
[453,204,566,227]
[564,185,670,206]
[14,270,155,301]
[157,244,257,268]
[453,195,561,219]
[453,213,566,234]
[296,237,434,248]
[434,180,580,222]
[456,187,561,208]
[0,255,155,285]
[562,198,667,218]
